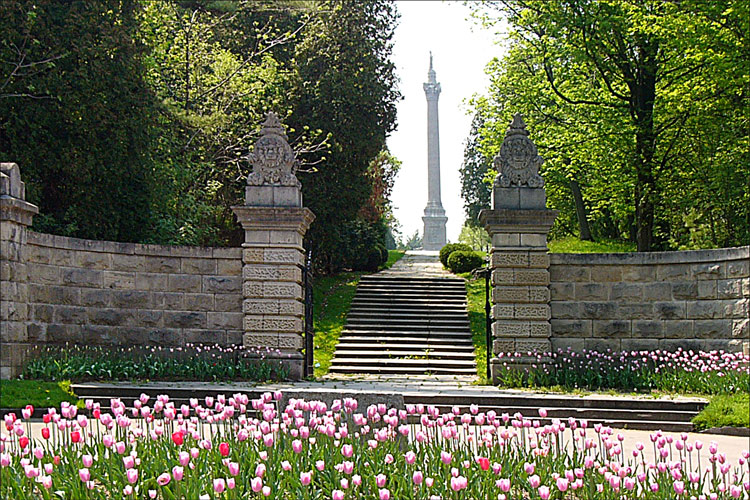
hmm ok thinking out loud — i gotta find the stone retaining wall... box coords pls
[549,247,749,353]
[23,231,243,350]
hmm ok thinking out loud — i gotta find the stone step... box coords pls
[349,306,466,317]
[336,335,474,346]
[346,317,470,327]
[328,365,478,375]
[410,405,696,423]
[400,414,695,433]
[402,395,707,413]
[350,299,467,307]
[332,349,477,360]
[359,276,465,284]
[353,293,467,301]
[330,357,476,368]
[335,341,476,351]
[356,284,467,292]
[341,328,472,337]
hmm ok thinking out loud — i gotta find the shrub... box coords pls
[361,245,384,271]
[439,243,472,267]
[447,250,485,273]
[377,244,388,265]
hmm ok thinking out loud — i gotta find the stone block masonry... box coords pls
[22,232,243,348]
[549,247,750,353]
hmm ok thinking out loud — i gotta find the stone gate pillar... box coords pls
[480,115,557,383]
[232,113,314,380]
[0,163,38,379]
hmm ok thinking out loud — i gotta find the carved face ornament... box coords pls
[247,112,300,188]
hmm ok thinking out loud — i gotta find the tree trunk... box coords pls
[633,39,658,252]
[569,179,593,241]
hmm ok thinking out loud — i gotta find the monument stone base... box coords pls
[422,215,447,251]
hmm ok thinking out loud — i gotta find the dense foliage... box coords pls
[0,0,401,272]
[446,250,485,274]
[459,113,492,227]
[470,0,749,251]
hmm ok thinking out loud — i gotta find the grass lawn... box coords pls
[548,236,636,253]
[692,393,750,430]
[311,250,404,378]
[0,380,81,409]
[461,273,489,383]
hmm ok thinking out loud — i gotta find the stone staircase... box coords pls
[328,274,477,375]
[60,382,708,433]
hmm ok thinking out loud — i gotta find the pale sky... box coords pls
[387,1,504,243]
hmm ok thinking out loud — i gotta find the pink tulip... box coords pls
[332,490,344,500]
[379,488,390,500]
[440,451,452,464]
[376,474,387,487]
[157,472,170,486]
[498,478,511,492]
[123,485,133,496]
[281,461,291,471]
[556,477,568,492]
[413,471,423,485]
[227,478,236,490]
[352,475,362,487]
[172,466,184,481]
[127,468,138,484]
[300,471,312,486]
[251,477,262,492]
[315,460,325,471]
[539,485,551,500]
[529,474,540,488]
[262,485,271,497]
[123,456,135,469]
[78,468,90,482]
[255,463,266,478]
[341,444,353,458]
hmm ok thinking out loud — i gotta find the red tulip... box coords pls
[71,431,81,443]
[477,457,490,471]
[93,408,101,419]
[172,431,184,446]
[219,442,230,457]
[19,436,29,449]
[53,455,61,465]
[43,414,51,424]
[41,428,50,440]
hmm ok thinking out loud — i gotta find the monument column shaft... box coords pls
[426,96,442,207]
[421,54,447,251]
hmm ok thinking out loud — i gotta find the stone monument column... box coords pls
[0,163,38,379]
[232,113,314,380]
[422,53,447,250]
[479,114,557,382]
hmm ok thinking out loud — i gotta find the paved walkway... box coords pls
[378,250,453,277]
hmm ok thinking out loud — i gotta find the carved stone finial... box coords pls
[493,113,545,188]
[246,112,300,188]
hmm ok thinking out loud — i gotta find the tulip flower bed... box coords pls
[21,343,287,382]
[495,348,750,395]
[2,392,749,499]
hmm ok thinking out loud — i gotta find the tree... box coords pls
[459,113,492,227]
[0,0,155,242]
[291,0,400,272]
[471,0,749,250]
